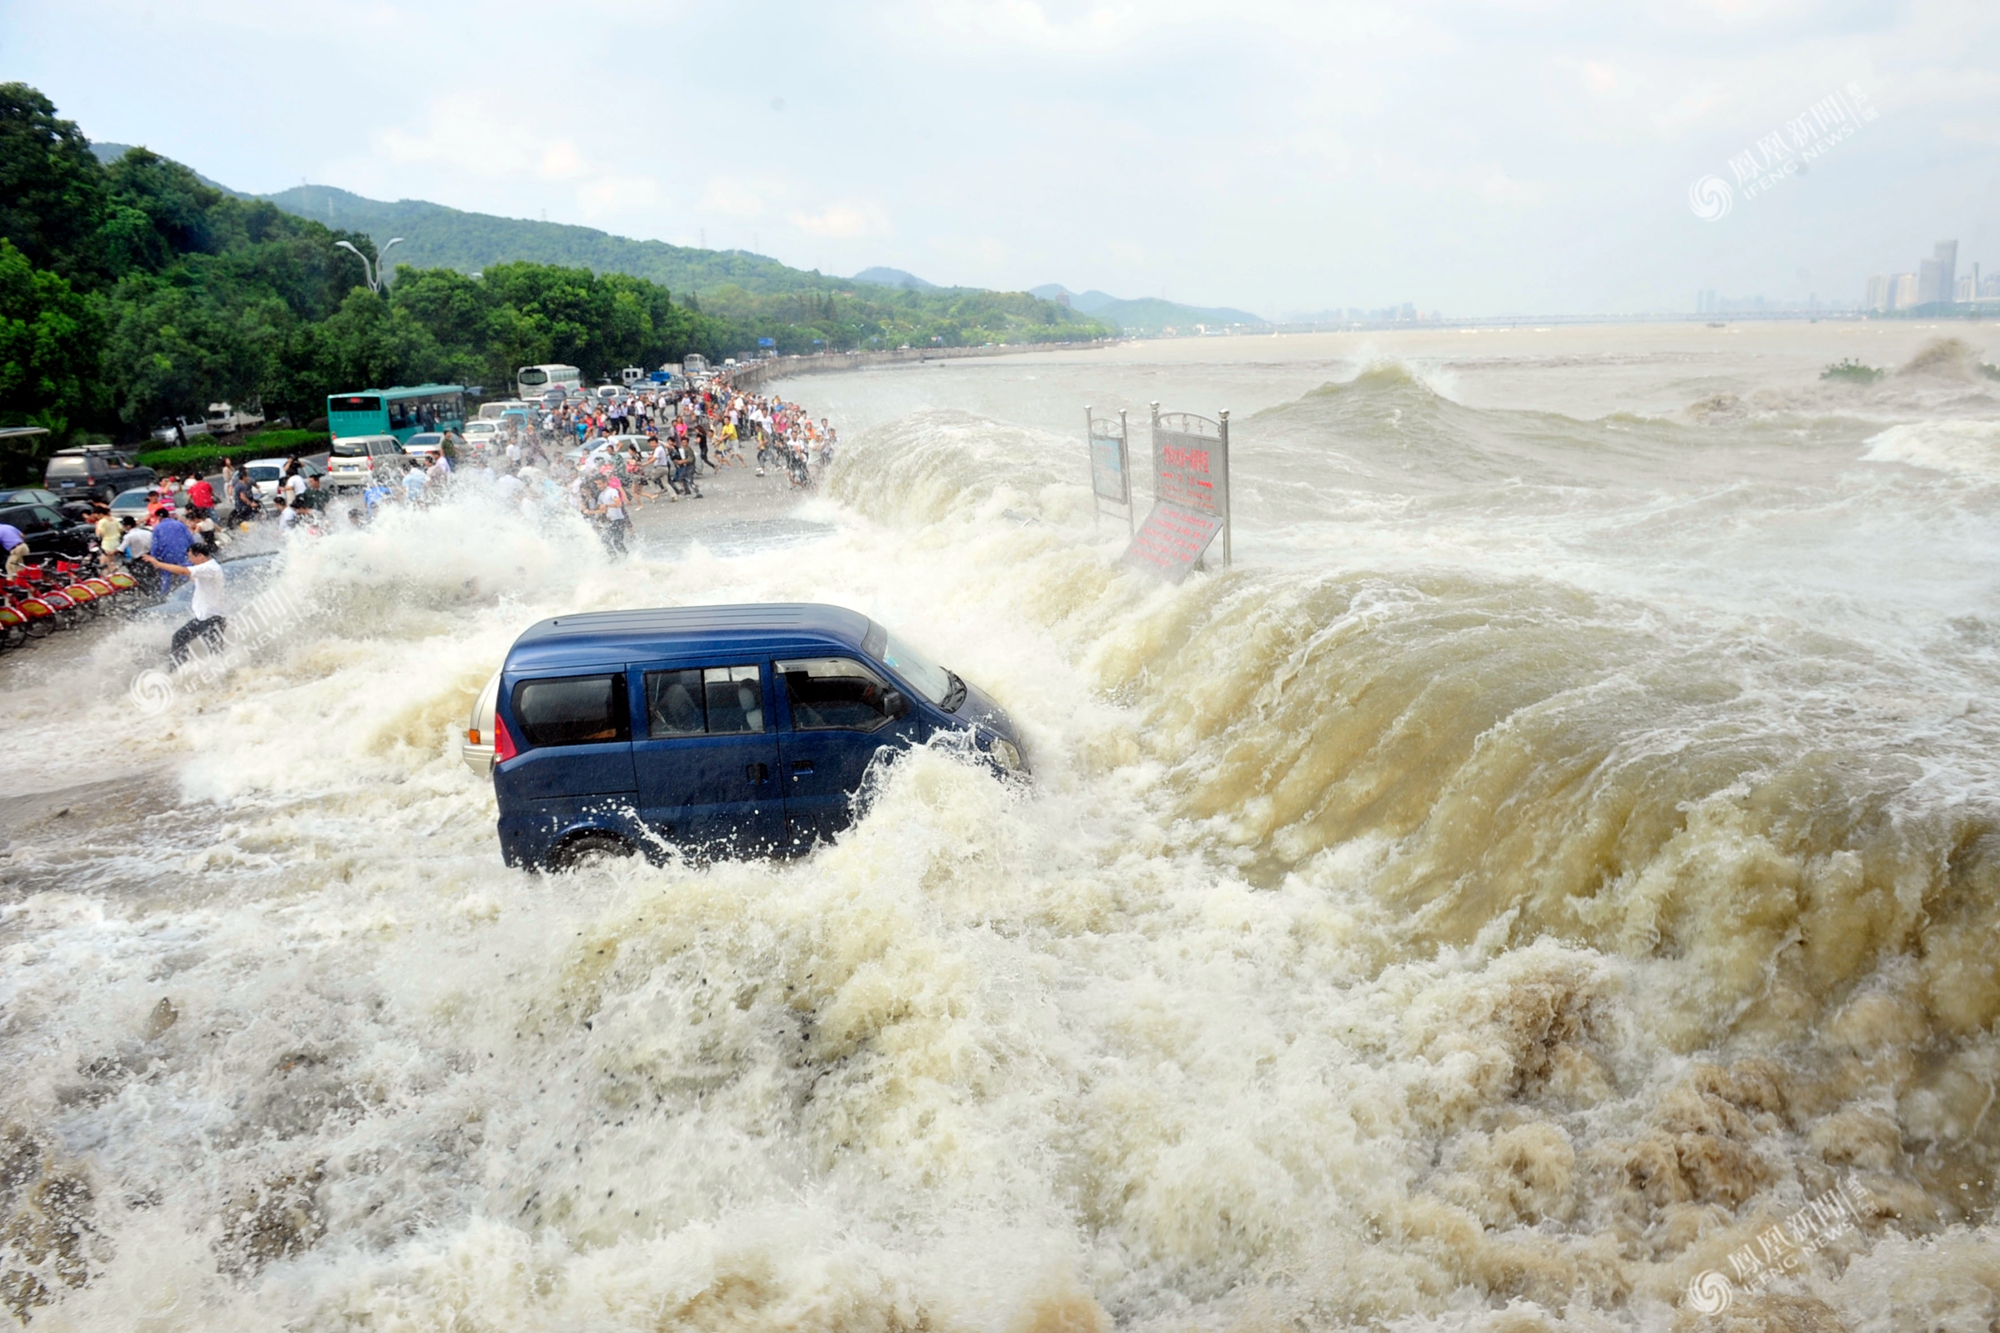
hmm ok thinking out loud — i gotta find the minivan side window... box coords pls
[645,665,764,736]
[513,674,630,747]
[776,658,900,732]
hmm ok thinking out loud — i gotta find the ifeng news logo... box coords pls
[1684,1176,1873,1314]
[1687,82,1878,222]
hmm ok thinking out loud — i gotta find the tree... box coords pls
[0,238,101,475]
[0,83,108,283]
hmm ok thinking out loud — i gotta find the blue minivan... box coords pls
[463,604,1026,868]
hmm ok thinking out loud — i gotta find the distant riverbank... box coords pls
[724,339,1116,392]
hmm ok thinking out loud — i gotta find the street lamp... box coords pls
[333,236,404,294]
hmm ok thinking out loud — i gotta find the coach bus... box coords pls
[326,384,467,442]
[516,363,583,400]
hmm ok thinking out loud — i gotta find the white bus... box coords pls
[516,363,583,399]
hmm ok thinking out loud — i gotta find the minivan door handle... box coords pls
[745,762,769,783]
[789,760,814,779]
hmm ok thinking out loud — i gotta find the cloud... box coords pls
[789,202,892,238]
[703,177,781,217]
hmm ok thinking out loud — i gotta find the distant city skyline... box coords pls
[6,0,1999,318]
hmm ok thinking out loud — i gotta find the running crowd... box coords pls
[87,375,842,666]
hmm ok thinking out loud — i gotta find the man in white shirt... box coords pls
[119,517,152,562]
[143,540,226,665]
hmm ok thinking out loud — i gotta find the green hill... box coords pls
[250,185,1108,346]
[263,184,827,297]
[1030,283,1266,333]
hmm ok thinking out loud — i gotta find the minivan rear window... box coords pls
[514,674,630,747]
[332,440,373,456]
[45,458,90,478]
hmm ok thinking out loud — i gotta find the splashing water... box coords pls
[3,326,2000,1332]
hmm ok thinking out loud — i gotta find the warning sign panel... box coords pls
[1122,501,1225,583]
[1153,426,1227,519]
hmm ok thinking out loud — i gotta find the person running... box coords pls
[149,510,194,594]
[119,516,152,565]
[185,474,216,521]
[586,472,630,554]
[93,505,122,570]
[229,469,259,525]
[143,540,226,665]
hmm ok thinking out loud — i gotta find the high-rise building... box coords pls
[1917,240,1958,305]
[1892,273,1920,309]
[1984,269,2000,299]
[1865,275,1892,311]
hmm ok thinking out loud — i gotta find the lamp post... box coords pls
[333,236,404,294]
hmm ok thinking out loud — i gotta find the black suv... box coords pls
[43,447,156,504]
[0,502,94,561]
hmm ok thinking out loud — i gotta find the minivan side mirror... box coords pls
[882,690,909,719]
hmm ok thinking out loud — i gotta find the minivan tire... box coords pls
[547,831,635,872]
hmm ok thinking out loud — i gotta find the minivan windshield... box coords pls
[875,628,956,709]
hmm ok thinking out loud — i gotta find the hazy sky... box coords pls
[6,0,1998,316]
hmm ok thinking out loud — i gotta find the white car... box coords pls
[245,457,325,499]
[402,432,446,463]
[463,421,502,451]
[325,435,404,488]
[151,414,212,444]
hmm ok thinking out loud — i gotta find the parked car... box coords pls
[463,603,1025,869]
[462,420,503,452]
[107,486,154,527]
[43,447,156,505]
[0,487,93,523]
[205,401,266,434]
[150,414,212,444]
[325,435,406,488]
[0,502,96,561]
[244,457,325,499]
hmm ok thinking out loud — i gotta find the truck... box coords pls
[205,401,266,434]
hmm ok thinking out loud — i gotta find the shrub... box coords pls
[135,430,328,470]
[1820,358,1884,384]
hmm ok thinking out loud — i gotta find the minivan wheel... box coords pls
[548,832,635,872]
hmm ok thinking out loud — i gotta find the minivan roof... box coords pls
[507,603,872,672]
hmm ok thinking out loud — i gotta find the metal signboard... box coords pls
[1122,503,1225,583]
[1090,418,1128,504]
[1117,403,1231,575]
[1151,409,1229,527]
[1086,406,1135,535]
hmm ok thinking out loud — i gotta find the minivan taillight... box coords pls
[493,714,518,764]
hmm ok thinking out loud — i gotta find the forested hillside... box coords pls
[0,86,1107,478]
[258,184,1106,347]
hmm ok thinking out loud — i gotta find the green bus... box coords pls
[327,384,467,442]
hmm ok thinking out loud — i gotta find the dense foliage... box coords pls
[264,183,1115,345]
[0,86,1108,481]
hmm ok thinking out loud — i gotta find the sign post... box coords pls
[1119,402,1231,582]
[1086,405,1134,536]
